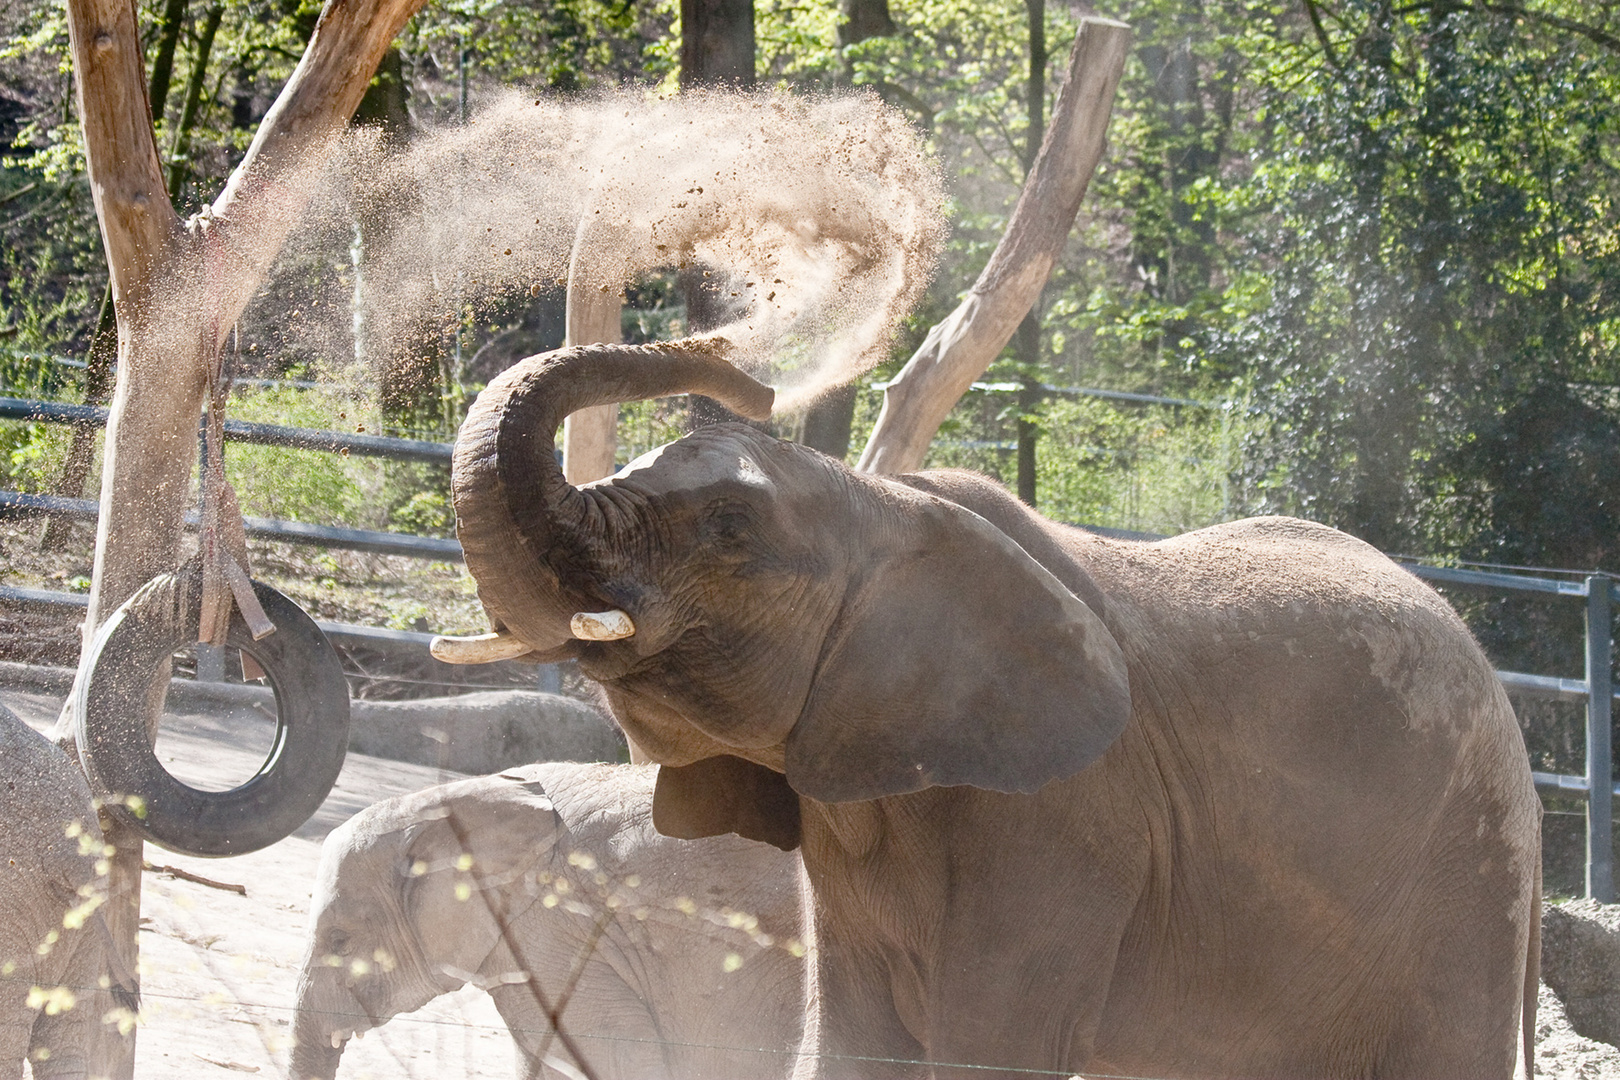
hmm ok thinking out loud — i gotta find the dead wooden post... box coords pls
[856,17,1131,475]
[561,283,623,485]
[63,0,431,1073]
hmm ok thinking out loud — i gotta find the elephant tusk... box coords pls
[429,631,533,664]
[570,610,635,641]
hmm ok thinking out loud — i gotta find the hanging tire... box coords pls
[75,562,350,857]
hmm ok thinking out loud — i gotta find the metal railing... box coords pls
[1396,564,1617,900]
[0,395,458,560]
[3,394,1618,895]
[0,396,452,463]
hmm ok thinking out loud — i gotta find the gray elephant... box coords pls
[0,705,120,1080]
[290,761,802,1080]
[429,340,1544,1080]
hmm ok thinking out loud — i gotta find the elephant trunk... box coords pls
[290,976,357,1080]
[290,1013,346,1080]
[449,336,774,654]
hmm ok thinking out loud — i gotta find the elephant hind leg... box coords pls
[1365,889,1529,1077]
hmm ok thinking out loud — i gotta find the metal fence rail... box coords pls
[0,396,453,464]
[1396,566,1617,899]
[0,583,439,651]
[0,490,462,561]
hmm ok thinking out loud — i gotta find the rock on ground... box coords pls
[0,678,565,1078]
[1544,899,1620,1051]
[1538,983,1620,1079]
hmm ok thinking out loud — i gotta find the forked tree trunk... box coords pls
[857,16,1131,476]
[39,0,193,551]
[63,0,430,1074]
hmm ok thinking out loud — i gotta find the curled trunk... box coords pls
[451,336,773,652]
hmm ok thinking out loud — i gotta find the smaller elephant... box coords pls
[0,705,121,1080]
[291,762,803,1080]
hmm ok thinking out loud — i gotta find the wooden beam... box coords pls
[561,284,623,486]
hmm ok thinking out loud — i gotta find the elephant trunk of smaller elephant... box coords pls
[450,336,774,653]
[289,1023,345,1080]
[290,982,354,1080]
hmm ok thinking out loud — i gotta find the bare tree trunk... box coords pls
[856,17,1130,476]
[164,2,225,201]
[796,0,897,462]
[801,384,858,460]
[1015,313,1040,505]
[1014,0,1046,505]
[680,0,755,87]
[837,0,895,48]
[63,0,431,1072]
[561,285,622,485]
[39,0,192,551]
[146,0,189,123]
[680,0,754,431]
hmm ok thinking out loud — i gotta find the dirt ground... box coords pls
[2,684,518,1080]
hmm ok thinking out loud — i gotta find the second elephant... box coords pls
[290,761,803,1080]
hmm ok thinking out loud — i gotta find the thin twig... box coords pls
[143,861,248,895]
[441,810,604,1080]
[0,182,38,206]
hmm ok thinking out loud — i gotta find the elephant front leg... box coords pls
[918,865,1141,1080]
[793,929,928,1080]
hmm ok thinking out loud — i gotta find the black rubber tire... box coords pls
[75,563,350,857]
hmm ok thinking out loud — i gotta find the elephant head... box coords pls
[436,336,1131,849]
[290,774,564,1080]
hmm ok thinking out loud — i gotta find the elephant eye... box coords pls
[328,929,352,955]
[704,501,756,545]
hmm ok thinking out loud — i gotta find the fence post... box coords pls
[1587,574,1614,902]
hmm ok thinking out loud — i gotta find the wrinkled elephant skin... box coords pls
[0,706,118,1080]
[290,762,802,1080]
[446,341,1542,1080]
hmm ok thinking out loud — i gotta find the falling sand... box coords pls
[263,87,946,414]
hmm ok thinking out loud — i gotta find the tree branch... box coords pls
[1393,0,1620,53]
[1302,0,1342,70]
[858,17,1132,474]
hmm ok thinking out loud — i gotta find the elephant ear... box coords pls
[784,496,1131,803]
[653,755,802,851]
[401,773,565,982]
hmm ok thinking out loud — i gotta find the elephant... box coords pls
[290,761,803,1080]
[431,338,1543,1079]
[0,705,125,1080]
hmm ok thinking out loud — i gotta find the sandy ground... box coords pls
[2,683,520,1080]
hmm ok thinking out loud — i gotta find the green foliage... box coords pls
[405,0,672,98]
[1034,394,1255,535]
[1199,2,1620,566]
[223,387,384,527]
[0,421,74,494]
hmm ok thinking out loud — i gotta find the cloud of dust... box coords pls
[257,87,945,415]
